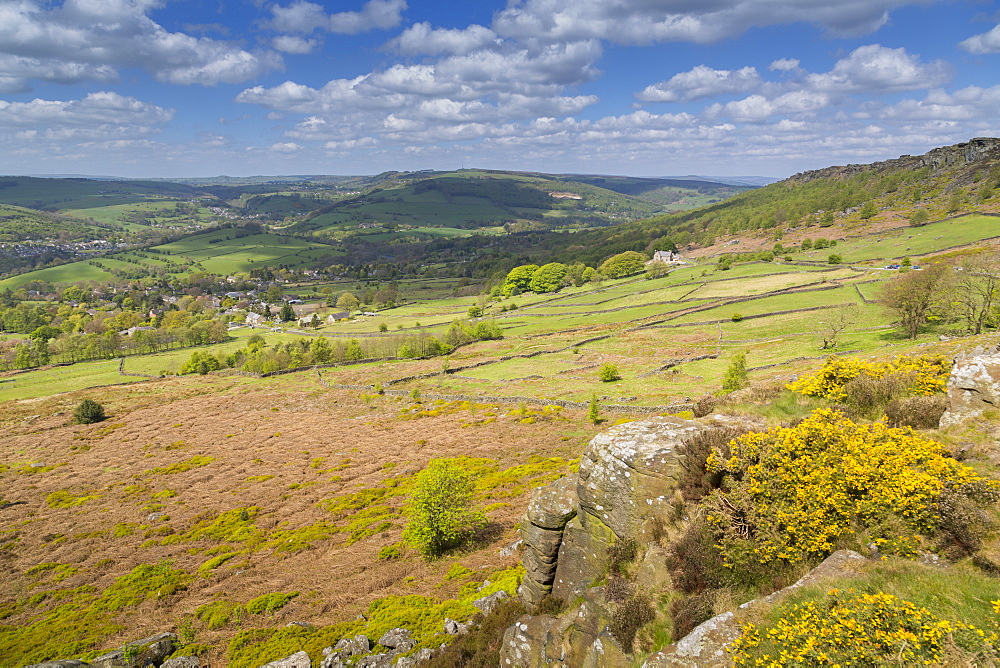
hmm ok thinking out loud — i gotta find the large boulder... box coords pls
[551,415,749,599]
[90,633,176,668]
[940,353,1000,427]
[261,651,310,668]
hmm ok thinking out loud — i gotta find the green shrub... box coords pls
[609,594,655,652]
[669,592,714,642]
[403,459,486,559]
[884,394,948,429]
[721,353,748,393]
[377,543,402,561]
[74,399,106,424]
[597,363,621,382]
[245,592,299,615]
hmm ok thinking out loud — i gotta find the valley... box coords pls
[1,140,1000,666]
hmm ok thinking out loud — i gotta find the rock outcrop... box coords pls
[26,633,180,668]
[940,353,1000,427]
[787,137,1000,185]
[503,414,755,667]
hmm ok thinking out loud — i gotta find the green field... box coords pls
[0,230,344,289]
[794,214,1000,264]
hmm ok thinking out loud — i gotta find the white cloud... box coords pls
[0,91,173,140]
[879,85,1000,121]
[0,54,118,93]
[0,0,281,87]
[960,24,1000,54]
[385,22,498,56]
[237,40,602,124]
[769,58,800,72]
[636,65,761,102]
[806,44,950,93]
[272,35,318,54]
[713,91,830,122]
[268,0,406,34]
[269,142,302,152]
[491,0,927,45]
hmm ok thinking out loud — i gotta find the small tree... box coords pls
[909,209,929,227]
[859,201,878,220]
[598,363,621,382]
[403,459,486,559]
[820,304,858,350]
[336,292,360,316]
[74,399,106,424]
[278,302,295,322]
[587,394,601,425]
[880,263,950,338]
[721,353,748,393]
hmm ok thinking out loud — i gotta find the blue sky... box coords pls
[1,0,999,178]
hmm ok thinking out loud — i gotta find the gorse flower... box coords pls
[731,589,1000,666]
[705,409,994,565]
[787,354,951,401]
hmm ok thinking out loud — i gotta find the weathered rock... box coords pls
[523,545,558,581]
[377,628,412,649]
[576,416,731,540]
[91,633,176,668]
[444,617,473,635]
[25,662,92,668]
[517,476,580,606]
[500,589,627,667]
[337,634,372,656]
[499,538,523,557]
[395,648,436,667]
[473,590,509,615]
[551,513,615,600]
[634,544,673,592]
[519,522,564,558]
[526,477,578,529]
[261,650,310,668]
[940,353,1000,426]
[161,658,200,668]
[355,654,393,668]
[516,573,552,607]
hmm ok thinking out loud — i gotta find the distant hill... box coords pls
[536,137,1000,266]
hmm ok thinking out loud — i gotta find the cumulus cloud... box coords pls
[385,22,498,56]
[491,0,927,45]
[268,0,406,34]
[0,91,173,140]
[959,24,1000,54]
[806,44,950,93]
[710,90,830,122]
[636,65,761,102]
[0,0,281,87]
[272,36,318,54]
[879,85,1000,121]
[237,40,602,122]
[769,58,800,72]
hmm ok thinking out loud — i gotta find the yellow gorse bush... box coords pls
[786,354,951,401]
[706,409,991,565]
[731,588,999,666]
